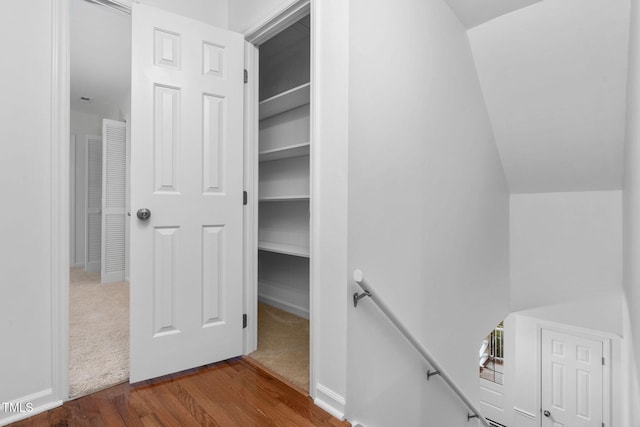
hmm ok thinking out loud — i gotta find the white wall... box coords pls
[311,0,349,416]
[0,1,57,424]
[346,0,509,424]
[511,191,623,312]
[623,0,640,425]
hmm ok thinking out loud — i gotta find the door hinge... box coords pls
[244,69,248,84]
[243,314,247,329]
[243,191,248,206]
[602,357,605,365]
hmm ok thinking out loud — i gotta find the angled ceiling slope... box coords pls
[468,0,630,193]
[443,0,541,29]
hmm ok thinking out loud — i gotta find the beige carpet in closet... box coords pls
[249,303,310,393]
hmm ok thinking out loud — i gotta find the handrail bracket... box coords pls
[468,413,479,421]
[353,289,371,307]
[426,369,441,380]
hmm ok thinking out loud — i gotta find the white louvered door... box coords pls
[101,119,127,283]
[129,4,244,382]
[85,135,102,273]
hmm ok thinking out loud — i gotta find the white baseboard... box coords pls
[258,292,309,319]
[0,389,62,426]
[314,383,345,420]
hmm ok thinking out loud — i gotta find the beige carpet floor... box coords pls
[249,303,310,392]
[69,267,129,398]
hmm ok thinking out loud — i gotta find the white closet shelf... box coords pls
[259,195,309,202]
[259,142,310,162]
[258,241,310,258]
[259,83,310,120]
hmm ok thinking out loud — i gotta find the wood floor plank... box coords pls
[7,358,350,427]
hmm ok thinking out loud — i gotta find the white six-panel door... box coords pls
[129,3,245,382]
[101,119,127,283]
[541,329,604,427]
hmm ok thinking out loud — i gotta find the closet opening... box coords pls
[248,13,312,394]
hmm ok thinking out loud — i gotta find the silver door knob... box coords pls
[136,208,151,220]
[543,410,551,417]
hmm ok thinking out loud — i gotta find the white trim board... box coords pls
[51,0,71,406]
[242,40,259,356]
[0,388,62,427]
[314,383,346,420]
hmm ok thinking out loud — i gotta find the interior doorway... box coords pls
[247,13,312,394]
[68,0,131,399]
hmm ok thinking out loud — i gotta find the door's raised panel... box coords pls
[154,29,180,69]
[154,227,180,337]
[552,363,565,409]
[576,346,591,363]
[203,42,225,78]
[154,85,180,193]
[202,226,224,326]
[576,369,591,419]
[203,94,225,193]
[552,340,565,357]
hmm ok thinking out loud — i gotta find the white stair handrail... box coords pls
[352,269,490,427]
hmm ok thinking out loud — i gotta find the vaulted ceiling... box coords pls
[467,0,630,193]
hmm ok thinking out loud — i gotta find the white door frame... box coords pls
[241,0,315,397]
[51,0,71,402]
[539,323,612,427]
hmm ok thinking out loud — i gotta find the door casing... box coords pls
[242,0,312,388]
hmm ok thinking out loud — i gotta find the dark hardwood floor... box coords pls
[9,358,350,427]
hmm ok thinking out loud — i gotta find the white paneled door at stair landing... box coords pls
[129,3,245,382]
[541,329,606,427]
